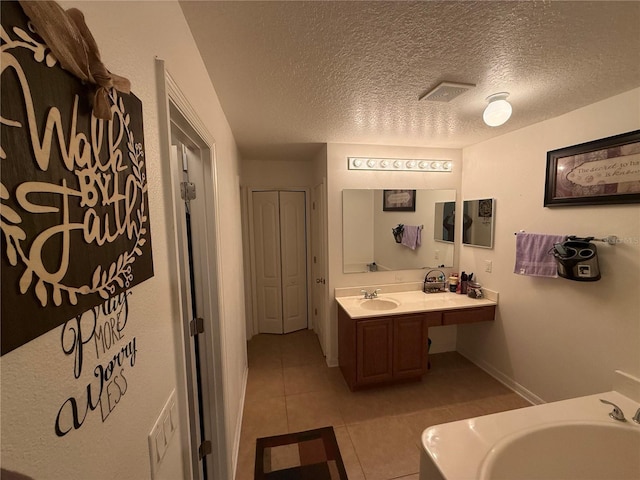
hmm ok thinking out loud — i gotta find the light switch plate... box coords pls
[169,401,178,431]
[148,389,177,479]
[484,260,492,273]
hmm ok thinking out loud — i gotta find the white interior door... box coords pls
[252,191,283,333]
[171,138,225,480]
[280,191,308,333]
[159,61,227,480]
[251,190,308,334]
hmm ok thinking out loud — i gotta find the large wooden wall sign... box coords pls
[1,1,154,355]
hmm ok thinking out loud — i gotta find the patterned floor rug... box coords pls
[254,426,348,479]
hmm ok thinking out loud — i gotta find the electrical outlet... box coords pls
[484,260,492,273]
[148,390,177,479]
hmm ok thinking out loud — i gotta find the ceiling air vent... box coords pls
[419,81,476,102]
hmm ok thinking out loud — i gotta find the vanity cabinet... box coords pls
[354,313,431,386]
[338,304,495,390]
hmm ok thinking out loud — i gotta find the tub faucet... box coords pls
[599,399,626,422]
[633,408,640,424]
[361,289,381,299]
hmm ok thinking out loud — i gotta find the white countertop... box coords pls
[336,289,497,319]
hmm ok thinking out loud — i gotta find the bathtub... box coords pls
[479,420,640,479]
[420,372,640,480]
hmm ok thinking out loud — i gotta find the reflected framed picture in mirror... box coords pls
[462,198,495,248]
[383,189,416,211]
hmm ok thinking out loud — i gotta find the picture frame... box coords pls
[1,2,154,355]
[383,189,416,211]
[544,130,640,207]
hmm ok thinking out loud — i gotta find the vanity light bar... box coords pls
[347,157,452,172]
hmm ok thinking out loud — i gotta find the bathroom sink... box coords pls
[360,298,400,311]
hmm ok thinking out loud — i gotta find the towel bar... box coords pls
[513,232,617,245]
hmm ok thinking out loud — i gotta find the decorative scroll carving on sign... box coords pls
[1,1,154,356]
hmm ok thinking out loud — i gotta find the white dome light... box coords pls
[483,92,512,127]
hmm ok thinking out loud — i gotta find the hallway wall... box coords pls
[241,158,316,188]
[1,2,247,479]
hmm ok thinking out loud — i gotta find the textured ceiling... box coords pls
[180,1,640,162]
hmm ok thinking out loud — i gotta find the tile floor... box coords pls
[235,330,531,480]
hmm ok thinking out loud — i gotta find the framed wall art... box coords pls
[1,1,154,356]
[544,130,640,207]
[383,189,416,212]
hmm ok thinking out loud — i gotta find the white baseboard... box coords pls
[231,365,248,479]
[457,349,545,406]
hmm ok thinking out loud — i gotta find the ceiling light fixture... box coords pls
[483,92,512,127]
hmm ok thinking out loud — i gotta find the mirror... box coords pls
[462,198,495,248]
[434,201,456,243]
[343,189,456,273]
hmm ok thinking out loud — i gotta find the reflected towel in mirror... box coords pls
[401,225,422,250]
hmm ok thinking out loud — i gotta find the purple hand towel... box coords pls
[401,225,422,250]
[514,233,565,277]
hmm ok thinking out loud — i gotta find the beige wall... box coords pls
[326,144,463,365]
[1,2,247,479]
[457,88,640,403]
[241,158,316,188]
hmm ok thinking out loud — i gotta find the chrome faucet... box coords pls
[361,289,381,299]
[600,399,626,422]
[633,408,640,424]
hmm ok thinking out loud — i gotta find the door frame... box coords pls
[244,186,312,338]
[311,179,329,356]
[156,60,228,480]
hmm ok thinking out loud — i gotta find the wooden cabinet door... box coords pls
[356,318,393,385]
[393,314,427,378]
